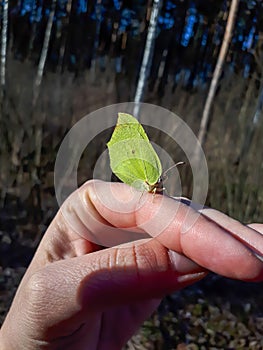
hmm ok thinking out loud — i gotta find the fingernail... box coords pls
[168,249,203,274]
[177,271,207,283]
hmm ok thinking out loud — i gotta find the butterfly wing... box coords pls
[107,113,162,191]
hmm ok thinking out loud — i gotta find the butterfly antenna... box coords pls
[162,161,185,181]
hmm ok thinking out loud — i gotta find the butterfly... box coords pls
[107,113,184,194]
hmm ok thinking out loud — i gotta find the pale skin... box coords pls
[0,180,263,350]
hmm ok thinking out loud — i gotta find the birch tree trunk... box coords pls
[133,0,162,119]
[33,0,57,105]
[196,0,240,147]
[32,0,56,188]
[0,0,8,105]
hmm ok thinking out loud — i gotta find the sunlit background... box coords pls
[0,0,263,348]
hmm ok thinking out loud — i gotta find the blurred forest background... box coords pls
[0,0,263,348]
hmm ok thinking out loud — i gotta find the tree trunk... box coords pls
[32,0,57,192]
[0,0,8,103]
[133,0,162,119]
[197,0,240,147]
[33,0,57,105]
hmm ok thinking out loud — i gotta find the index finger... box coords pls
[89,181,263,281]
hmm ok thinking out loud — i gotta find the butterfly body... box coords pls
[146,178,164,194]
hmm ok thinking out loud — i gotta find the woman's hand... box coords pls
[1,180,262,350]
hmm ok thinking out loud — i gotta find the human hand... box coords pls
[1,180,262,350]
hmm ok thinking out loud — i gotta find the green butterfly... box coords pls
[107,113,163,193]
